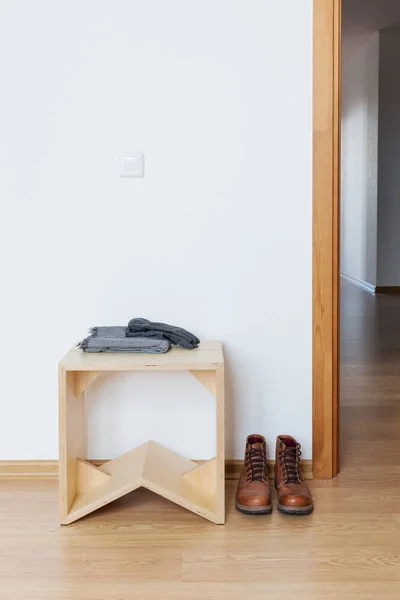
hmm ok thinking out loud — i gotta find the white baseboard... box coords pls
[340,273,376,294]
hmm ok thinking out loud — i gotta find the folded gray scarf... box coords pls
[126,318,200,349]
[89,326,127,338]
[79,336,170,353]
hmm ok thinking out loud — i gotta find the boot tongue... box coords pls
[248,442,263,451]
[280,436,297,448]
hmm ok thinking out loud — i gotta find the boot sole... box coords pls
[235,499,272,515]
[276,502,313,515]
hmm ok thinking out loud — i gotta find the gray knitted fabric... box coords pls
[79,336,170,353]
[126,318,200,349]
[89,326,127,338]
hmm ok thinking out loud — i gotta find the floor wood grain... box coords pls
[1,280,400,599]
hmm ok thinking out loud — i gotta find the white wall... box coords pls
[341,32,379,286]
[378,28,400,286]
[0,0,313,460]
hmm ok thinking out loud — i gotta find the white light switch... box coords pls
[120,153,144,177]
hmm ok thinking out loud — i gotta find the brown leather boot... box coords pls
[274,435,313,515]
[235,434,272,515]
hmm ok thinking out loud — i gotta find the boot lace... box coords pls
[245,447,267,482]
[279,445,302,483]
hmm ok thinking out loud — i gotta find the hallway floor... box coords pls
[1,279,400,599]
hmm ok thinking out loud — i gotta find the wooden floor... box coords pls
[1,280,400,599]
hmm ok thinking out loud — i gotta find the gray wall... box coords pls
[378,28,400,286]
[341,32,379,286]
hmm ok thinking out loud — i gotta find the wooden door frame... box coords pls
[312,0,341,479]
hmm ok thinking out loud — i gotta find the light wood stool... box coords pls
[58,341,225,525]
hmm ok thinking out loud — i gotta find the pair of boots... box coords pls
[235,434,313,515]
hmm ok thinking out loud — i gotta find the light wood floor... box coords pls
[1,280,400,599]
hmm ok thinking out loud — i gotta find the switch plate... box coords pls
[120,153,144,177]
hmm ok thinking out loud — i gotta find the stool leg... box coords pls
[59,367,86,524]
[216,365,225,524]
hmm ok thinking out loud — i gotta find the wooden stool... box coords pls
[58,341,225,525]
